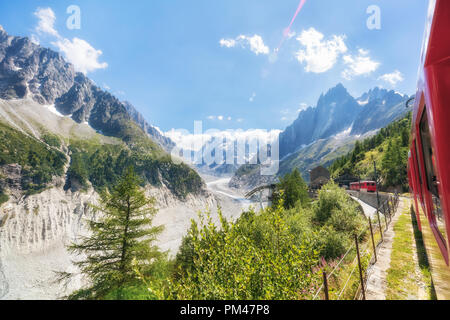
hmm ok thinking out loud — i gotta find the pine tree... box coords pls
[273,168,310,209]
[65,166,164,300]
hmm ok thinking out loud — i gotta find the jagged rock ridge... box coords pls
[0,27,174,151]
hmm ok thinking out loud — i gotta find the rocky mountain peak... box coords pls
[0,28,174,151]
[357,87,405,105]
[279,83,410,158]
[317,83,352,108]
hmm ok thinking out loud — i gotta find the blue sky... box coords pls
[0,0,428,132]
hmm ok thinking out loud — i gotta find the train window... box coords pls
[419,110,448,245]
[414,140,423,187]
[413,140,424,203]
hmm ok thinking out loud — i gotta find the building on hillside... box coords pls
[309,166,330,190]
[334,173,360,188]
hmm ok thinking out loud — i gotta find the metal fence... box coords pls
[312,193,400,300]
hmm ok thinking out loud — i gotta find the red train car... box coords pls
[361,181,376,193]
[350,182,360,191]
[349,181,376,192]
[408,0,450,299]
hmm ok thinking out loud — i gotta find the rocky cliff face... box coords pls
[279,84,360,158]
[0,28,75,105]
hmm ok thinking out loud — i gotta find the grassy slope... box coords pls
[278,137,356,180]
[386,200,436,300]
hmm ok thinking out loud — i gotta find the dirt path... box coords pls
[365,198,407,300]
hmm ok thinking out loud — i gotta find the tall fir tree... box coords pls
[65,166,164,300]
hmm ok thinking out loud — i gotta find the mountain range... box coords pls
[230,84,411,190]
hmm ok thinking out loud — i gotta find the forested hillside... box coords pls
[329,112,411,191]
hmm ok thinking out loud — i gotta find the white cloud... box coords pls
[103,83,111,90]
[207,115,235,122]
[32,7,108,74]
[249,92,256,102]
[342,49,380,80]
[34,8,59,37]
[52,38,108,74]
[219,38,236,48]
[220,34,269,55]
[295,28,347,73]
[378,70,404,86]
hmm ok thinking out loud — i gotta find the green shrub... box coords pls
[0,191,8,205]
[316,226,350,260]
[312,182,367,260]
[172,202,321,300]
[42,133,62,148]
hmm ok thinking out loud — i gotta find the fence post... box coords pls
[323,271,329,300]
[377,209,383,239]
[369,217,377,263]
[383,204,388,230]
[354,234,366,300]
[387,201,392,224]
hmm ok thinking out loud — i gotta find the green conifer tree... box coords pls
[65,166,163,300]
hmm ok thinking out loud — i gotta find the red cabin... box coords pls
[408,0,450,299]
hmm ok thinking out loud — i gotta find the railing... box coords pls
[312,193,400,300]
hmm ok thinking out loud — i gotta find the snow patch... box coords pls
[334,123,354,140]
[153,126,164,136]
[357,99,369,106]
[44,104,65,118]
